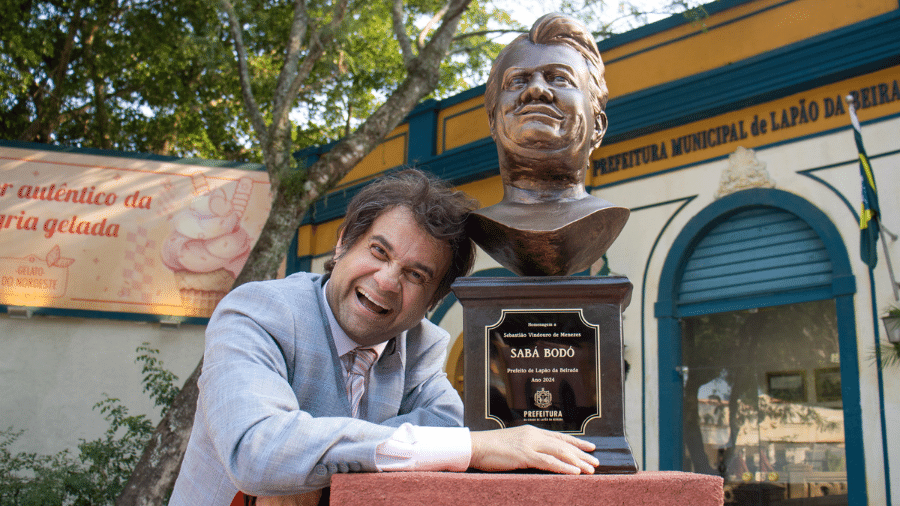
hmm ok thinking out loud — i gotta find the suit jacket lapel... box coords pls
[313,275,354,417]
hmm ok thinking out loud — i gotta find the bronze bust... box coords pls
[470,13,629,276]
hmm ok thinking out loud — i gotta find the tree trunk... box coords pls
[115,361,201,506]
[114,178,308,506]
[682,368,717,475]
[115,1,472,503]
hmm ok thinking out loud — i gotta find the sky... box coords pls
[499,0,704,38]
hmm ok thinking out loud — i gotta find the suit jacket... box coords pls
[168,272,463,505]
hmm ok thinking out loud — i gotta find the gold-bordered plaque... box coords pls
[484,309,600,435]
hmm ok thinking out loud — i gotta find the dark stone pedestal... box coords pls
[330,471,725,505]
[451,276,636,473]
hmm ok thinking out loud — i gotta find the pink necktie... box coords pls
[345,348,378,418]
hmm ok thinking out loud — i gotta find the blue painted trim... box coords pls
[291,255,313,276]
[285,232,305,276]
[597,0,758,52]
[635,195,697,470]
[407,100,438,165]
[603,0,794,65]
[428,294,457,326]
[0,304,209,326]
[416,137,499,186]
[293,140,339,170]
[436,84,486,110]
[656,189,855,319]
[839,288,872,506]
[297,108,900,230]
[674,286,838,317]
[868,268,893,506]
[798,142,900,228]
[656,314,682,470]
[654,189,866,505]
[298,17,900,224]
[0,139,266,171]
[798,169,859,225]
[604,10,900,143]
[299,138,499,226]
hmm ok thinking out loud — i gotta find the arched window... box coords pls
[656,189,864,505]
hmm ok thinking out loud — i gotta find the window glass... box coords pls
[681,300,847,505]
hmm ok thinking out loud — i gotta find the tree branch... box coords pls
[309,0,472,190]
[415,0,469,65]
[453,28,524,41]
[284,0,352,118]
[417,2,450,50]
[391,0,414,69]
[19,9,82,142]
[272,0,309,116]
[269,0,309,147]
[274,0,351,164]
[221,0,268,149]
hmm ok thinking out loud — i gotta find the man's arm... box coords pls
[199,279,397,496]
[368,321,599,475]
[207,278,597,500]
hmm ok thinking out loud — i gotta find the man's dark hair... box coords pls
[325,169,478,309]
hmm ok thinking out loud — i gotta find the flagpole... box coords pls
[848,95,894,506]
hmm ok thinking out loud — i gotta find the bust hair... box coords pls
[325,169,477,309]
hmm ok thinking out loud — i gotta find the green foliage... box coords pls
[2,0,699,160]
[0,430,78,506]
[1,0,505,158]
[876,343,900,369]
[0,0,247,160]
[0,344,179,506]
[135,344,181,410]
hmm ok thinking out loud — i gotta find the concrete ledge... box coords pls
[330,471,723,505]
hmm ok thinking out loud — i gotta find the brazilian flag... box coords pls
[849,100,880,269]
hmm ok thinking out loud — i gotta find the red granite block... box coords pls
[330,471,723,506]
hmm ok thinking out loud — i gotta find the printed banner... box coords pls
[0,146,271,318]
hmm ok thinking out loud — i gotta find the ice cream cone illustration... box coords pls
[161,176,254,316]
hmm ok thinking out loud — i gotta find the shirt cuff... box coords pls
[375,423,471,472]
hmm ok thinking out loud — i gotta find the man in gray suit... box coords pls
[169,170,599,506]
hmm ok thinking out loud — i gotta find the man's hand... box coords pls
[469,425,600,474]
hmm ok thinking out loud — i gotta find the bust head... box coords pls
[484,13,608,198]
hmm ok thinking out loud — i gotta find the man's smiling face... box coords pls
[492,43,597,164]
[325,205,451,348]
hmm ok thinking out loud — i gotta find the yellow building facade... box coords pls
[1,0,898,504]
[291,1,900,503]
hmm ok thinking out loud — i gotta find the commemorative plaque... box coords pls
[454,12,636,474]
[452,276,637,473]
